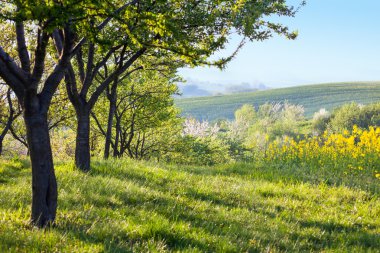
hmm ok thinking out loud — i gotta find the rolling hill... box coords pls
[175,82,380,121]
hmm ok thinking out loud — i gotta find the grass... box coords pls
[0,158,379,252]
[175,81,380,120]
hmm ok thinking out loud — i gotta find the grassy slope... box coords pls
[175,81,380,120]
[0,158,379,252]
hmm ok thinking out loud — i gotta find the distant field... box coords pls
[175,82,380,120]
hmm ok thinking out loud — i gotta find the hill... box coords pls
[175,82,380,121]
[0,158,379,252]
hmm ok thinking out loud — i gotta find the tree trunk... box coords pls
[75,110,91,171]
[0,138,3,156]
[24,111,57,228]
[113,116,121,157]
[104,82,117,159]
[0,88,16,156]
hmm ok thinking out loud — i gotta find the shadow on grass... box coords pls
[1,159,379,251]
[56,164,379,252]
[0,159,30,184]
[168,162,380,195]
[289,219,380,250]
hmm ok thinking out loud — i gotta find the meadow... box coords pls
[176,82,380,120]
[0,156,379,252]
[1,2,379,252]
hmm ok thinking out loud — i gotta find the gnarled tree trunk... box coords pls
[24,97,57,227]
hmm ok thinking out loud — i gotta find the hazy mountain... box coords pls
[176,80,270,98]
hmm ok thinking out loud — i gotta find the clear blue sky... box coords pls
[179,0,380,88]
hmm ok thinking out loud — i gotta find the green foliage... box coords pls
[0,0,305,169]
[220,129,253,163]
[0,86,7,124]
[246,101,304,143]
[231,103,256,140]
[166,135,231,166]
[328,102,380,132]
[0,0,303,67]
[0,158,379,252]
[310,102,380,135]
[328,103,361,132]
[234,103,256,125]
[312,108,331,135]
[50,128,76,161]
[92,69,182,160]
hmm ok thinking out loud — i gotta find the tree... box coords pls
[0,0,304,226]
[0,85,21,156]
[4,84,75,157]
[167,118,231,165]
[64,0,305,171]
[327,102,380,133]
[0,18,73,228]
[0,0,133,227]
[231,104,257,140]
[312,108,330,135]
[92,69,181,159]
[64,43,147,170]
[249,102,304,139]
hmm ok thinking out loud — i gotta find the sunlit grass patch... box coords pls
[0,158,379,252]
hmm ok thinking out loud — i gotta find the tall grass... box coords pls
[0,158,379,252]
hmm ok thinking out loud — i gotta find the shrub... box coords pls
[165,135,231,166]
[328,102,380,132]
[312,108,331,135]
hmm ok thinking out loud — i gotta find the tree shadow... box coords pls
[2,159,379,251]
[0,159,30,185]
[56,166,379,252]
[170,162,380,195]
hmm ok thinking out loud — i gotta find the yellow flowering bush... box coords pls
[263,125,380,180]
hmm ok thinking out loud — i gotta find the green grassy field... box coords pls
[175,81,380,121]
[0,158,379,252]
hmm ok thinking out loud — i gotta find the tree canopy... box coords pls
[0,0,304,227]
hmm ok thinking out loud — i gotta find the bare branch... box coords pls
[0,88,18,140]
[15,21,31,73]
[64,63,81,107]
[31,29,49,87]
[0,46,27,100]
[80,43,95,97]
[75,46,85,84]
[90,111,106,136]
[88,47,146,109]
[9,125,28,149]
[52,29,63,55]
[40,25,75,112]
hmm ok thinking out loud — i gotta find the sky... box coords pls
[178,0,380,88]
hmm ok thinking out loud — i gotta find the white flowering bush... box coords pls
[182,118,220,138]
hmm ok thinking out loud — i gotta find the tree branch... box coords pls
[64,63,81,107]
[90,111,106,136]
[71,0,139,56]
[31,29,50,88]
[77,43,94,98]
[40,25,75,112]
[88,47,146,109]
[75,46,85,84]
[15,21,31,73]
[0,88,17,140]
[0,46,27,100]
[9,125,28,149]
